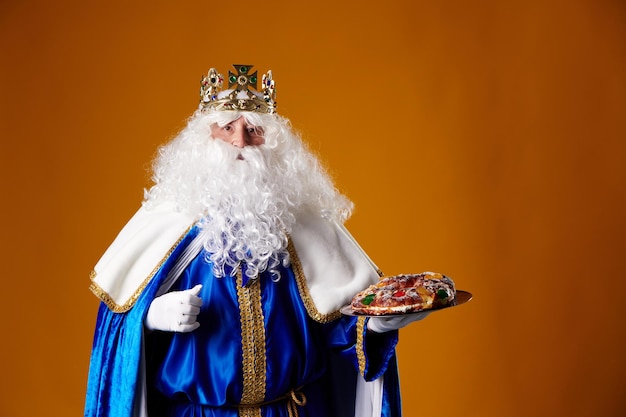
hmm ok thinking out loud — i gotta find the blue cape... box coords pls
[85,228,402,417]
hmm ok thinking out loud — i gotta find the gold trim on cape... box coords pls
[287,240,341,323]
[89,227,192,313]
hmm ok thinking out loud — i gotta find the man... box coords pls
[85,65,426,417]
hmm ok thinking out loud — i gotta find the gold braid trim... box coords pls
[356,316,367,377]
[88,227,192,313]
[287,240,341,324]
[236,267,266,414]
[239,406,262,417]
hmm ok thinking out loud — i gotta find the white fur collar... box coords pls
[90,204,381,315]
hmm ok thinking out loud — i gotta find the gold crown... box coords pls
[199,64,276,114]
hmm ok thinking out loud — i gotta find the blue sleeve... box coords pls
[317,316,403,417]
[323,315,399,381]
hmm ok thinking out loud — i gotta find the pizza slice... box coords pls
[350,272,456,315]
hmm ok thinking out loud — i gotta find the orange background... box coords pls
[1,0,625,416]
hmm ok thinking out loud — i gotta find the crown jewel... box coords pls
[200,64,276,114]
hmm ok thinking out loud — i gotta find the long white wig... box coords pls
[143,110,353,280]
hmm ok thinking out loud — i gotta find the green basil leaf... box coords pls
[362,294,376,305]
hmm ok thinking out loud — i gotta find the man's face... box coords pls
[210,116,265,149]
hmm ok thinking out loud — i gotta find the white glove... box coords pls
[367,311,430,333]
[145,284,203,332]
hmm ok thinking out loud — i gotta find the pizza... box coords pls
[350,272,456,315]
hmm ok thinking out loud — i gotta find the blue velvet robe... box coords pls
[85,227,402,417]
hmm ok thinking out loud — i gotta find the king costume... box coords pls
[84,65,405,417]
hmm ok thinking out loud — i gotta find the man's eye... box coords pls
[224,125,232,131]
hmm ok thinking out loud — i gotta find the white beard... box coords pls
[143,111,353,280]
[195,140,299,280]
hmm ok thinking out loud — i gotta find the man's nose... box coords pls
[231,129,250,148]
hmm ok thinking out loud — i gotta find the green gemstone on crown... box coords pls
[240,66,248,73]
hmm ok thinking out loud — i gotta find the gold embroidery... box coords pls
[287,240,341,323]
[238,389,306,417]
[356,316,367,377]
[89,227,192,313]
[239,406,262,417]
[236,267,266,414]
